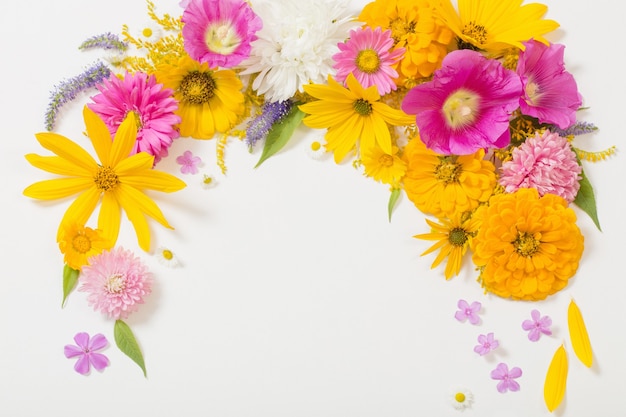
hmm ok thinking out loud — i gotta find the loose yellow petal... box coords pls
[544,344,568,412]
[568,299,593,367]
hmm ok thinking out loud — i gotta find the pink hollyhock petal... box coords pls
[89,352,110,372]
[89,333,109,351]
[74,354,91,375]
[63,344,84,358]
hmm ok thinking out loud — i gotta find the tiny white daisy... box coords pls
[306,138,326,160]
[201,174,217,189]
[155,247,180,267]
[450,388,474,411]
[135,21,163,43]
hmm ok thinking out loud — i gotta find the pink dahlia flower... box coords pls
[181,0,262,68]
[88,72,180,164]
[79,247,153,320]
[333,26,404,96]
[499,130,582,203]
[402,49,522,155]
[517,40,582,130]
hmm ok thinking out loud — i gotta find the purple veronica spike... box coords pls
[245,100,293,147]
[64,332,110,375]
[79,32,128,51]
[551,121,598,137]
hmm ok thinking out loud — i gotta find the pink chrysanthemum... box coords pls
[79,247,153,320]
[88,72,180,164]
[402,49,522,155]
[499,130,582,203]
[181,0,262,68]
[333,26,404,96]
[517,40,582,129]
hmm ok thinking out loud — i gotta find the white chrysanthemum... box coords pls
[241,0,360,102]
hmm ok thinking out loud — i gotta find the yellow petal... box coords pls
[121,199,151,252]
[114,152,155,174]
[117,183,173,229]
[544,344,568,412]
[23,178,93,200]
[25,154,92,177]
[83,106,113,166]
[57,187,101,241]
[34,132,98,172]
[122,170,187,193]
[98,192,122,247]
[109,110,138,166]
[568,299,593,367]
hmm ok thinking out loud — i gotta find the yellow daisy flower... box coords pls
[299,73,414,164]
[438,0,559,52]
[361,145,407,186]
[155,55,245,139]
[472,188,584,300]
[415,213,480,280]
[58,223,112,270]
[24,106,186,252]
[402,136,496,218]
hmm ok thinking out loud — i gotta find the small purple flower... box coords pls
[455,299,482,325]
[245,100,293,148]
[176,150,202,174]
[79,32,128,51]
[522,309,552,342]
[64,332,110,375]
[474,332,499,356]
[490,363,522,393]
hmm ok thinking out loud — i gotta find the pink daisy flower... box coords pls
[181,0,262,68]
[402,49,522,155]
[333,26,404,96]
[499,130,582,203]
[88,72,180,164]
[517,40,582,130]
[79,247,153,320]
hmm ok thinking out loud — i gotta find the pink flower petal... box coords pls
[74,354,91,375]
[89,353,110,372]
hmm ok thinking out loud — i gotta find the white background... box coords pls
[1,0,624,416]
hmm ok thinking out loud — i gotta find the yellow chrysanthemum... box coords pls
[437,0,559,52]
[359,0,454,85]
[24,106,186,252]
[402,136,496,218]
[472,188,584,300]
[361,145,407,186]
[155,55,245,139]
[415,213,480,280]
[299,73,414,164]
[58,223,112,270]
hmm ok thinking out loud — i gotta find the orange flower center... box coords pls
[94,166,120,192]
[356,49,381,74]
[72,234,92,254]
[513,231,540,257]
[378,154,394,167]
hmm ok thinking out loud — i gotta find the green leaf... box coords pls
[255,106,305,168]
[573,167,601,231]
[114,320,147,377]
[62,264,80,308]
[388,188,402,222]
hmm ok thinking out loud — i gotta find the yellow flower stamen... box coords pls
[94,166,120,192]
[513,231,541,257]
[356,49,381,74]
[435,158,461,184]
[455,392,466,403]
[442,89,480,129]
[72,234,92,254]
[310,141,322,152]
[378,154,394,167]
[106,273,126,294]
[161,249,174,260]
[353,99,373,116]
[180,71,216,105]
[142,27,153,38]
[389,18,415,44]
[449,227,469,246]
[461,21,488,47]
[205,22,241,55]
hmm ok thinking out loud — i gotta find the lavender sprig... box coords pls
[245,100,293,148]
[44,61,111,131]
[78,32,128,52]
[551,121,598,137]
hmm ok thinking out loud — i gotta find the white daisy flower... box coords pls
[155,247,180,267]
[450,388,474,411]
[135,21,163,43]
[201,174,217,189]
[306,138,327,160]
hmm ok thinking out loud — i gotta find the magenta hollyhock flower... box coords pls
[517,40,582,129]
[333,26,404,96]
[454,299,481,325]
[88,72,180,164]
[499,130,582,203]
[402,49,522,155]
[79,247,153,320]
[474,332,499,356]
[491,363,522,393]
[181,0,262,68]
[64,332,110,375]
[176,150,202,174]
[522,309,552,342]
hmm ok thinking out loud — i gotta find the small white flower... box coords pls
[450,388,474,411]
[135,21,163,43]
[201,174,217,189]
[306,138,327,160]
[155,247,179,267]
[103,50,128,68]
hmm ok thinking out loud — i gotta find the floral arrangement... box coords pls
[24,0,613,412]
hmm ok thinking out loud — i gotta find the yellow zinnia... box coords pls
[402,136,496,218]
[437,0,559,52]
[299,73,414,164]
[155,55,245,139]
[24,106,186,252]
[472,188,584,300]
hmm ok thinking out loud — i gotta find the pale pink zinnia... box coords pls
[181,0,262,68]
[499,130,582,203]
[333,26,404,96]
[517,40,582,130]
[79,247,153,320]
[88,72,180,164]
[402,49,522,155]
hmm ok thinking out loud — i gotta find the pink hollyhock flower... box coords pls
[517,40,582,129]
[64,332,110,375]
[499,130,582,203]
[474,332,499,356]
[490,363,522,393]
[454,299,481,325]
[522,309,552,342]
[333,26,404,96]
[79,247,153,320]
[88,72,180,164]
[402,49,522,155]
[181,0,262,68]
[176,150,202,174]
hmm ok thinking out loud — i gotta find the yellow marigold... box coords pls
[359,0,454,86]
[472,188,584,301]
[58,223,112,270]
[401,136,496,218]
[361,145,407,186]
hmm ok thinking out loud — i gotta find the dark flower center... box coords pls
[180,71,216,105]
